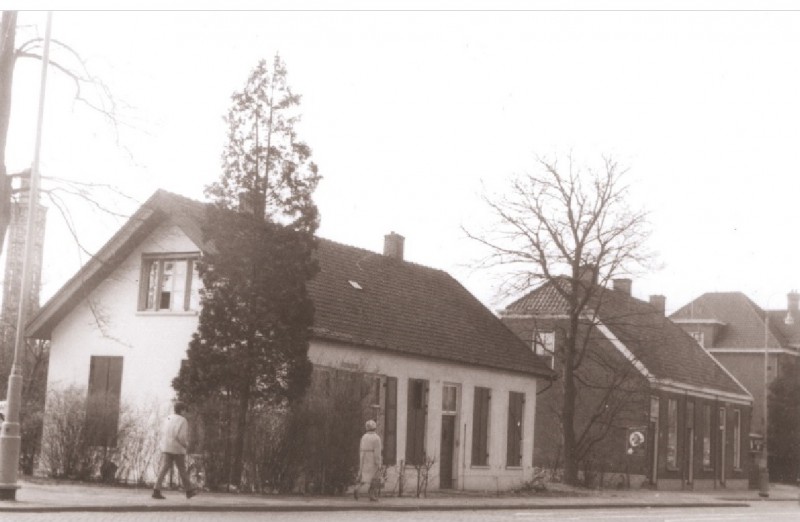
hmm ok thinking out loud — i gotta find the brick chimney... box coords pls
[579,264,598,286]
[383,232,405,260]
[788,291,799,313]
[649,295,666,315]
[613,278,632,296]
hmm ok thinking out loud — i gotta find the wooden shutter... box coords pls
[472,387,490,466]
[86,356,123,447]
[384,377,397,465]
[406,378,428,465]
[507,392,524,467]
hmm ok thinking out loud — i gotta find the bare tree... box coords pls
[0,11,120,258]
[466,154,652,485]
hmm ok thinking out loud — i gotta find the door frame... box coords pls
[440,383,460,489]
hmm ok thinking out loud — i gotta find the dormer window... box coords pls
[139,253,201,312]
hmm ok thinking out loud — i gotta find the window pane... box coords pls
[703,405,711,467]
[442,385,457,413]
[159,261,174,309]
[145,261,158,310]
[189,261,202,310]
[171,260,187,311]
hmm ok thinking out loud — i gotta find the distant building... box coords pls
[27,190,555,490]
[502,276,753,490]
[671,291,800,482]
[0,186,47,387]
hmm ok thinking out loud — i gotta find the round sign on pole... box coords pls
[626,426,647,457]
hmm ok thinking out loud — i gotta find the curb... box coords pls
[0,501,752,514]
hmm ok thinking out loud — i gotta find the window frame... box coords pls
[733,409,741,470]
[702,404,712,469]
[666,398,679,470]
[506,391,524,468]
[532,331,555,368]
[405,378,428,466]
[471,386,491,467]
[138,252,201,313]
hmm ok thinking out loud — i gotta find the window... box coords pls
[472,387,491,466]
[384,377,397,465]
[690,331,704,347]
[139,254,201,312]
[86,356,123,447]
[702,405,712,468]
[532,331,555,356]
[532,331,555,367]
[406,378,428,465]
[666,398,678,469]
[650,396,660,422]
[442,385,458,414]
[506,392,524,467]
[733,409,741,469]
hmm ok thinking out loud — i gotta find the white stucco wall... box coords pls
[45,222,201,414]
[310,340,540,491]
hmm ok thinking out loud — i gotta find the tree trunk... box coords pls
[231,382,250,487]
[562,308,580,486]
[0,11,18,258]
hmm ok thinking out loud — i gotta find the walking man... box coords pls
[152,401,198,499]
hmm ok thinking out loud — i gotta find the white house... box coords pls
[27,190,554,491]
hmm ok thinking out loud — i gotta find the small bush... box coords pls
[39,386,161,483]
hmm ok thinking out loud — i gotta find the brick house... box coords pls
[670,291,800,482]
[27,190,554,490]
[501,276,753,490]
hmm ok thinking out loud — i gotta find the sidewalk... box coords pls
[0,480,796,513]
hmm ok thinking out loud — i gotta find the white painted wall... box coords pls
[310,340,539,491]
[45,222,201,414]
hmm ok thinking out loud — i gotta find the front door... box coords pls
[648,396,660,485]
[440,384,459,489]
[440,415,456,488]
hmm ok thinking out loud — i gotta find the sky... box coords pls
[5,7,800,315]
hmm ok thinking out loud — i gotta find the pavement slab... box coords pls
[0,480,795,513]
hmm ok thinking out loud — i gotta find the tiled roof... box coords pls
[504,279,749,397]
[670,292,785,350]
[310,240,553,376]
[28,190,554,379]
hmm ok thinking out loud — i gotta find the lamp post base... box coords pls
[0,484,20,501]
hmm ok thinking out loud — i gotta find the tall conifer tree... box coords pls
[174,55,320,486]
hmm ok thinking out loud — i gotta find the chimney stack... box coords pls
[613,278,632,296]
[579,264,598,286]
[383,232,405,260]
[788,291,799,313]
[649,295,666,315]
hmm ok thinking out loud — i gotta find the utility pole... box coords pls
[0,11,51,501]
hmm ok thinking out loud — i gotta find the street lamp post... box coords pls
[0,12,52,501]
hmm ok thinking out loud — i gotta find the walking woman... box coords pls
[355,419,382,501]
